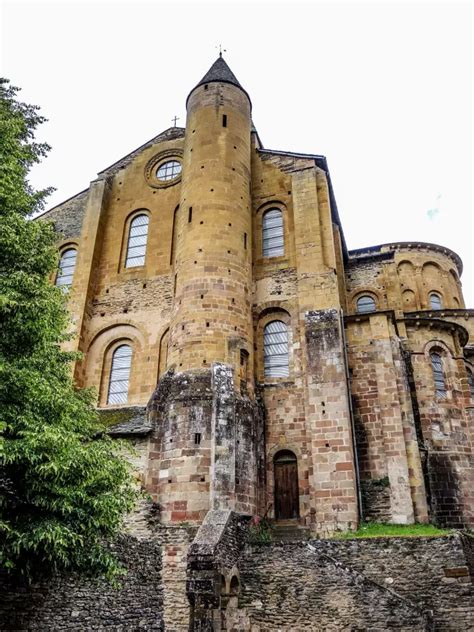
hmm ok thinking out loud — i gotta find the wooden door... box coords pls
[274,451,299,520]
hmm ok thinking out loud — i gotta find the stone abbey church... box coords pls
[9,55,472,630]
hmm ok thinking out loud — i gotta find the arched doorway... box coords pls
[274,450,299,520]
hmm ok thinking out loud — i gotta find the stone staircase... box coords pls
[270,520,311,542]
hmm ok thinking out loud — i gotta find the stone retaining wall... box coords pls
[239,534,473,631]
[0,505,195,632]
[0,536,164,631]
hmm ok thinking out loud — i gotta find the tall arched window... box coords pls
[107,344,133,405]
[264,320,289,377]
[125,214,149,268]
[429,292,442,310]
[430,352,447,399]
[356,295,376,314]
[262,209,284,258]
[55,248,77,288]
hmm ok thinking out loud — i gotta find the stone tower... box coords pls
[146,57,262,523]
[168,55,254,383]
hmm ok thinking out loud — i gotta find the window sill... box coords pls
[260,380,295,388]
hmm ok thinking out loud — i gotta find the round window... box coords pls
[156,160,182,182]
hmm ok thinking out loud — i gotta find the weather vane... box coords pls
[171,115,179,127]
[216,44,227,58]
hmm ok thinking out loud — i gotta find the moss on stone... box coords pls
[98,407,143,429]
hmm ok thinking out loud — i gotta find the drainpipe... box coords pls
[340,309,363,522]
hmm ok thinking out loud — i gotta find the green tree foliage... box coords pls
[0,79,137,581]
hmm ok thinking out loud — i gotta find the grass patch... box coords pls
[333,522,453,539]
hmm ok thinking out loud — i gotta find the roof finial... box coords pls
[216,44,226,58]
[171,115,180,127]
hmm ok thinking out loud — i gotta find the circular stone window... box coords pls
[156,160,182,182]
[144,150,184,189]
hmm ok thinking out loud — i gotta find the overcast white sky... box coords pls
[1,0,473,304]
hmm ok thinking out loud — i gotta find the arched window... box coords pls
[107,344,133,405]
[467,369,474,401]
[356,295,376,314]
[125,214,149,268]
[55,248,77,288]
[229,576,240,596]
[429,292,442,310]
[262,209,284,258]
[264,320,289,378]
[430,352,447,399]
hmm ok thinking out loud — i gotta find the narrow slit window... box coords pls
[222,114,227,127]
[356,295,376,313]
[125,214,149,268]
[55,248,77,289]
[194,432,201,445]
[430,352,447,399]
[240,349,249,395]
[264,320,289,378]
[468,370,474,401]
[244,232,247,250]
[262,209,284,258]
[188,207,193,223]
[107,344,132,405]
[429,292,442,310]
[170,206,179,265]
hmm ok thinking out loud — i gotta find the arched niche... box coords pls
[402,289,416,310]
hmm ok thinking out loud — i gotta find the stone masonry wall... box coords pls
[240,541,428,630]
[39,189,89,241]
[239,534,473,631]
[406,323,474,527]
[347,244,465,313]
[0,536,164,631]
[321,534,473,631]
[0,503,196,632]
[346,313,428,524]
[187,510,250,631]
[146,365,260,524]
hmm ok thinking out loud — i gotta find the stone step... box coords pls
[271,524,311,542]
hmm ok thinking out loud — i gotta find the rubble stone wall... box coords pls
[0,504,196,632]
[239,534,473,631]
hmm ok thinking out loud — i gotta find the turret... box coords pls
[146,57,260,523]
[167,56,254,395]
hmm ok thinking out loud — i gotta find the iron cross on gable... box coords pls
[171,116,179,127]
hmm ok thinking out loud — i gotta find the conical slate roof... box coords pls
[186,56,251,107]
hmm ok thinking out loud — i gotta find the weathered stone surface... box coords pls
[0,505,196,632]
[0,536,165,631]
[187,510,250,630]
[39,189,89,240]
[239,534,473,631]
[101,406,151,436]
